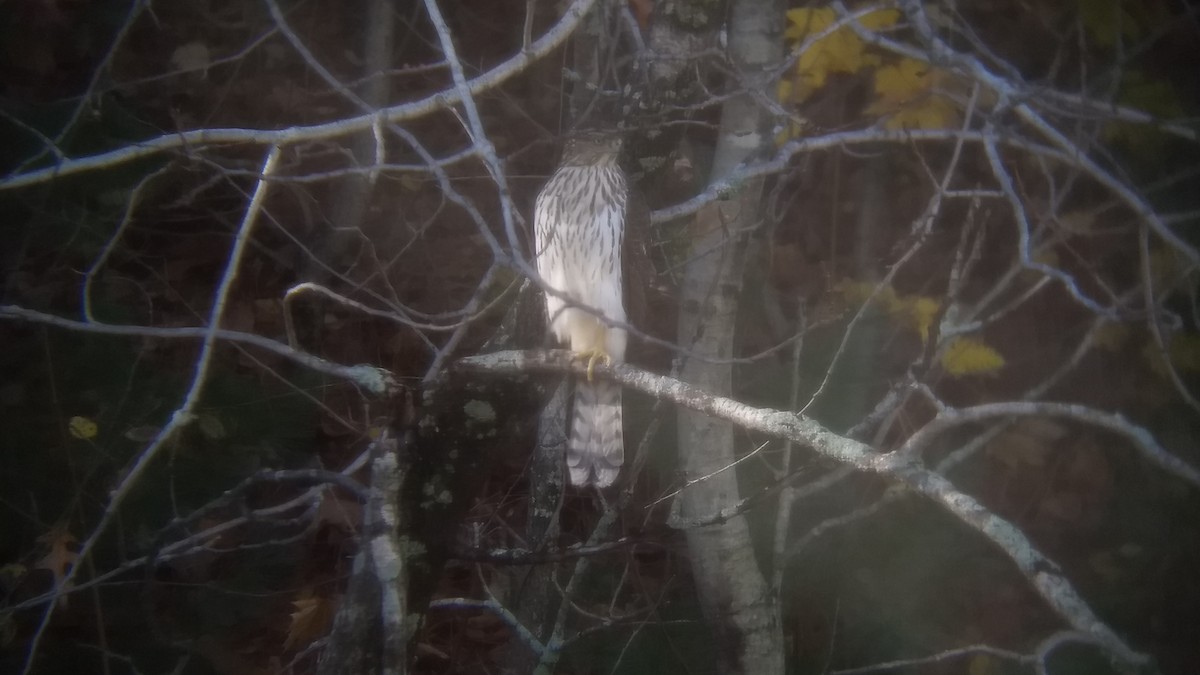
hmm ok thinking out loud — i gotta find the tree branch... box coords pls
[0,304,400,395]
[458,349,1176,670]
[0,0,600,190]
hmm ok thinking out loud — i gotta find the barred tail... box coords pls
[568,379,624,487]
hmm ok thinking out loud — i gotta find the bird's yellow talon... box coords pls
[578,349,610,382]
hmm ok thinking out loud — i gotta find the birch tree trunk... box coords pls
[673,0,785,672]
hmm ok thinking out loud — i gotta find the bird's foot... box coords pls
[574,349,611,382]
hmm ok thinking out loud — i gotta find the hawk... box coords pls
[534,133,628,488]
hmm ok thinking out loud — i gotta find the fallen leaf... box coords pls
[198,413,227,440]
[36,527,79,606]
[68,416,98,440]
[284,591,336,650]
[0,563,27,592]
[171,42,210,75]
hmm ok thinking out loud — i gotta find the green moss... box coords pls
[463,399,496,423]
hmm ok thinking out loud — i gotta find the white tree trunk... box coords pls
[674,0,785,672]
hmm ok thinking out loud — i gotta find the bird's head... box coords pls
[561,131,624,167]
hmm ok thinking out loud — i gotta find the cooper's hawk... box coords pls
[534,133,628,488]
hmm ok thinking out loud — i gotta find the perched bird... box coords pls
[533,133,628,488]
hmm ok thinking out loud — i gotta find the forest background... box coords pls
[1,1,1199,674]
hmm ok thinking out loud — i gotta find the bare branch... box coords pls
[1,0,600,190]
[459,349,1176,669]
[19,145,284,675]
[0,304,399,395]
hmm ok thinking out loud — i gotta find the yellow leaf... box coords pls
[284,591,336,650]
[866,58,959,130]
[833,279,869,303]
[785,8,835,41]
[775,79,811,143]
[857,9,902,30]
[68,416,98,440]
[881,97,959,130]
[784,8,899,99]
[940,337,1005,376]
[906,296,941,342]
[776,78,794,102]
[872,58,930,104]
[0,563,27,588]
[835,279,895,308]
[835,281,951,343]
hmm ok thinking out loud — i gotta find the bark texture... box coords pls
[673,0,786,671]
[317,435,406,675]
